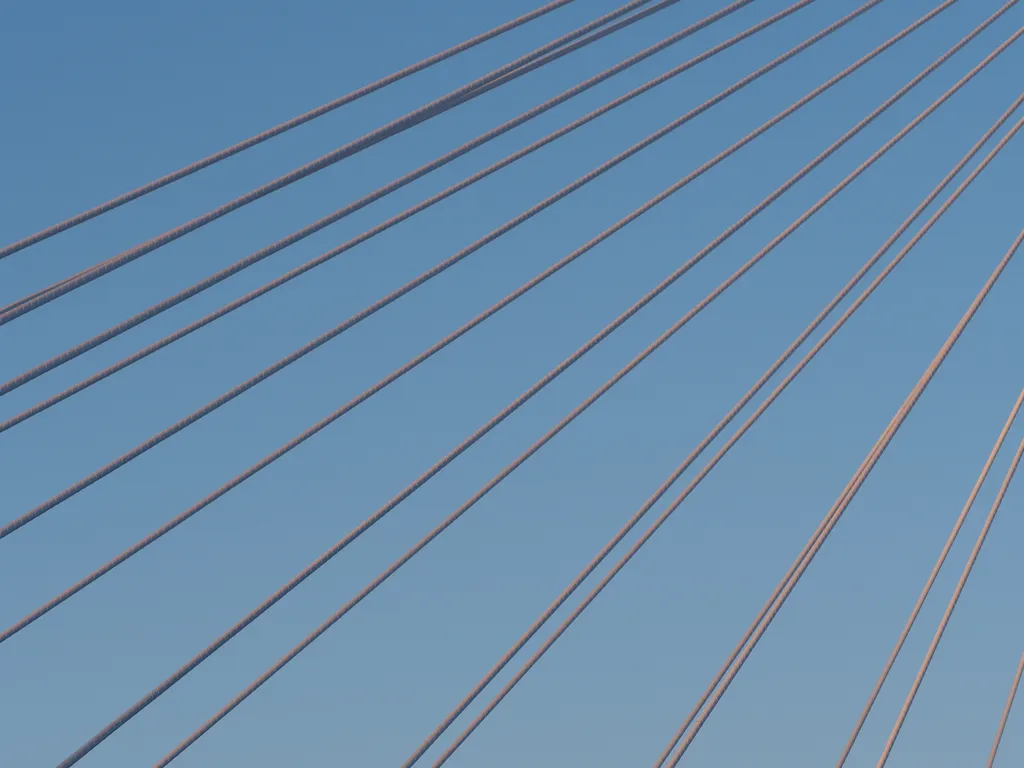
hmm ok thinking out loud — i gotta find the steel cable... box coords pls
[662,225,1024,768]
[0,0,681,318]
[0,0,661,325]
[45,5,908,764]
[877,368,1024,767]
[0,0,788,428]
[427,82,1024,768]
[146,16,1006,764]
[1,0,884,543]
[0,0,770,398]
[988,647,1024,767]
[835,393,1024,767]
[0,0,582,260]
[652,104,1024,767]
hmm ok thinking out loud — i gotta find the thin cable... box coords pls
[653,106,1024,767]
[0,0,668,320]
[151,16,996,762]
[666,224,1024,768]
[0,0,764,397]
[2,0,879,544]
[0,0,660,325]
[47,5,904,764]
[988,647,1024,767]
[0,0,778,427]
[0,0,583,260]
[835,390,1024,767]
[414,36,1024,768]
[877,378,1024,766]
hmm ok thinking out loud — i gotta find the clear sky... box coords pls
[2,1,1023,766]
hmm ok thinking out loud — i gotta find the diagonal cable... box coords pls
[428,87,1024,768]
[0,0,886,542]
[141,16,1016,765]
[835,396,1024,766]
[877,369,1024,767]
[0,0,667,325]
[989,647,1024,767]
[0,0,582,260]
[44,4,920,764]
[0,0,770,397]
[663,224,1024,768]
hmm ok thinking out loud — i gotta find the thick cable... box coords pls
[0,0,765,398]
[0,0,584,261]
[1,0,879,544]
[835,391,1024,767]
[988,647,1024,767]
[150,15,995,762]
[0,0,660,325]
[665,223,1024,768]
[653,105,1024,767]
[877,373,1024,766]
[47,5,903,764]
[436,103,1024,768]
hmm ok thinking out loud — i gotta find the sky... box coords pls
[2,0,1024,766]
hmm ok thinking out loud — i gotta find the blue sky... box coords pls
[2,1,1023,765]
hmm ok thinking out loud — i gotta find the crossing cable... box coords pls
[0,0,681,318]
[661,230,1024,768]
[0,0,663,325]
[425,91,1024,768]
[988,647,1024,767]
[0,0,888,545]
[0,0,583,261]
[877,370,1024,766]
[0,0,774,399]
[162,48,1024,768]
[835,394,1024,766]
[43,7,936,765]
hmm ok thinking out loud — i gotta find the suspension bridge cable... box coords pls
[0,0,583,261]
[876,374,1024,766]
[0,0,883,545]
[835,392,1024,767]
[0,0,663,325]
[0,0,681,319]
[0,0,793,429]
[988,647,1024,767]
[0,0,771,398]
[662,224,1024,768]
[44,6,919,764]
[426,95,1024,768]
[145,17,1006,763]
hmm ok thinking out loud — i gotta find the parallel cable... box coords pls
[0,0,668,319]
[47,5,911,764]
[149,15,1003,762]
[988,647,1024,767]
[0,0,768,398]
[653,106,1024,767]
[0,0,661,325]
[877,366,1024,766]
[663,226,1024,768]
[835,391,1024,766]
[428,85,1024,768]
[0,0,683,319]
[0,0,582,260]
[2,0,883,544]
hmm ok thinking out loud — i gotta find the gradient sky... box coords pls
[2,1,1024,766]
